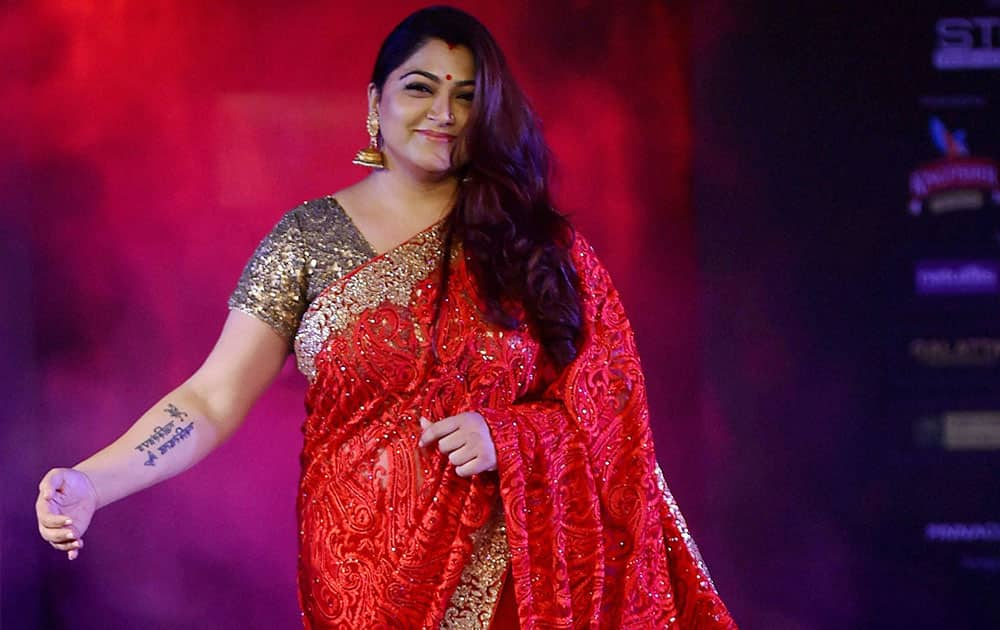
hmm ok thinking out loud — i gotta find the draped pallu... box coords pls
[229,197,736,629]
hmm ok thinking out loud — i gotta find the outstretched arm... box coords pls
[36,310,289,559]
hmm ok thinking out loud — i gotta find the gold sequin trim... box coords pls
[228,197,375,340]
[655,463,716,590]
[440,504,510,630]
[293,221,446,381]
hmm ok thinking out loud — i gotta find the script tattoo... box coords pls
[164,403,187,420]
[134,403,196,467]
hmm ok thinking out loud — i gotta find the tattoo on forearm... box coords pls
[134,403,195,467]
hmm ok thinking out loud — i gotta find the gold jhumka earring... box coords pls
[352,110,385,169]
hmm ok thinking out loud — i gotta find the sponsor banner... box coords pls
[933,16,1000,70]
[914,259,999,295]
[874,5,1000,606]
[914,411,1000,450]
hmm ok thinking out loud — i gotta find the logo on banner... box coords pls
[908,118,1000,215]
[909,337,1000,367]
[925,522,1000,542]
[914,411,1000,450]
[934,16,1000,69]
[914,260,999,295]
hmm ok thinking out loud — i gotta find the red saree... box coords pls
[231,198,735,628]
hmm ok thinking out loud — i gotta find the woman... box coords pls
[36,6,735,629]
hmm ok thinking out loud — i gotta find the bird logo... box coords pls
[929,117,969,158]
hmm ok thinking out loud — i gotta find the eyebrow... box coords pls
[399,70,475,87]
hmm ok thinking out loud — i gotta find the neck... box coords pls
[365,168,458,221]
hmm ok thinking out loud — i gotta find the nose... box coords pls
[429,92,455,126]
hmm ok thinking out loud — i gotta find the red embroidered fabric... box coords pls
[293,225,735,629]
[481,242,736,629]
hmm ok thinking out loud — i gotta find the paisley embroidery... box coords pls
[291,223,736,628]
[294,220,445,381]
[479,240,737,629]
[295,224,527,629]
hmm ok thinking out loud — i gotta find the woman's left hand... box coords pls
[419,412,497,478]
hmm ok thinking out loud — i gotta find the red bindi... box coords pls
[447,42,458,50]
[445,74,452,81]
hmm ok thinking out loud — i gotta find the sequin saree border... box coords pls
[293,220,446,381]
[440,505,510,630]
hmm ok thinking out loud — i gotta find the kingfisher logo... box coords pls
[908,118,1000,215]
[934,16,1000,69]
[915,260,999,295]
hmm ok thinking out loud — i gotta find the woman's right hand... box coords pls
[36,468,99,560]
[30,312,290,562]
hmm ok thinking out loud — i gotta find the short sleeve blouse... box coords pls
[227,196,375,341]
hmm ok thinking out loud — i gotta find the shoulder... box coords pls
[567,229,597,261]
[262,195,363,249]
[273,195,340,233]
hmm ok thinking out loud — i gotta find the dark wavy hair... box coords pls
[371,6,582,368]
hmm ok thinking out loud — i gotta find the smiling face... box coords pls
[370,38,476,179]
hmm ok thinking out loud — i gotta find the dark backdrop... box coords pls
[694,1,1000,628]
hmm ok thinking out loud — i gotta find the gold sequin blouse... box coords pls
[227,196,376,341]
